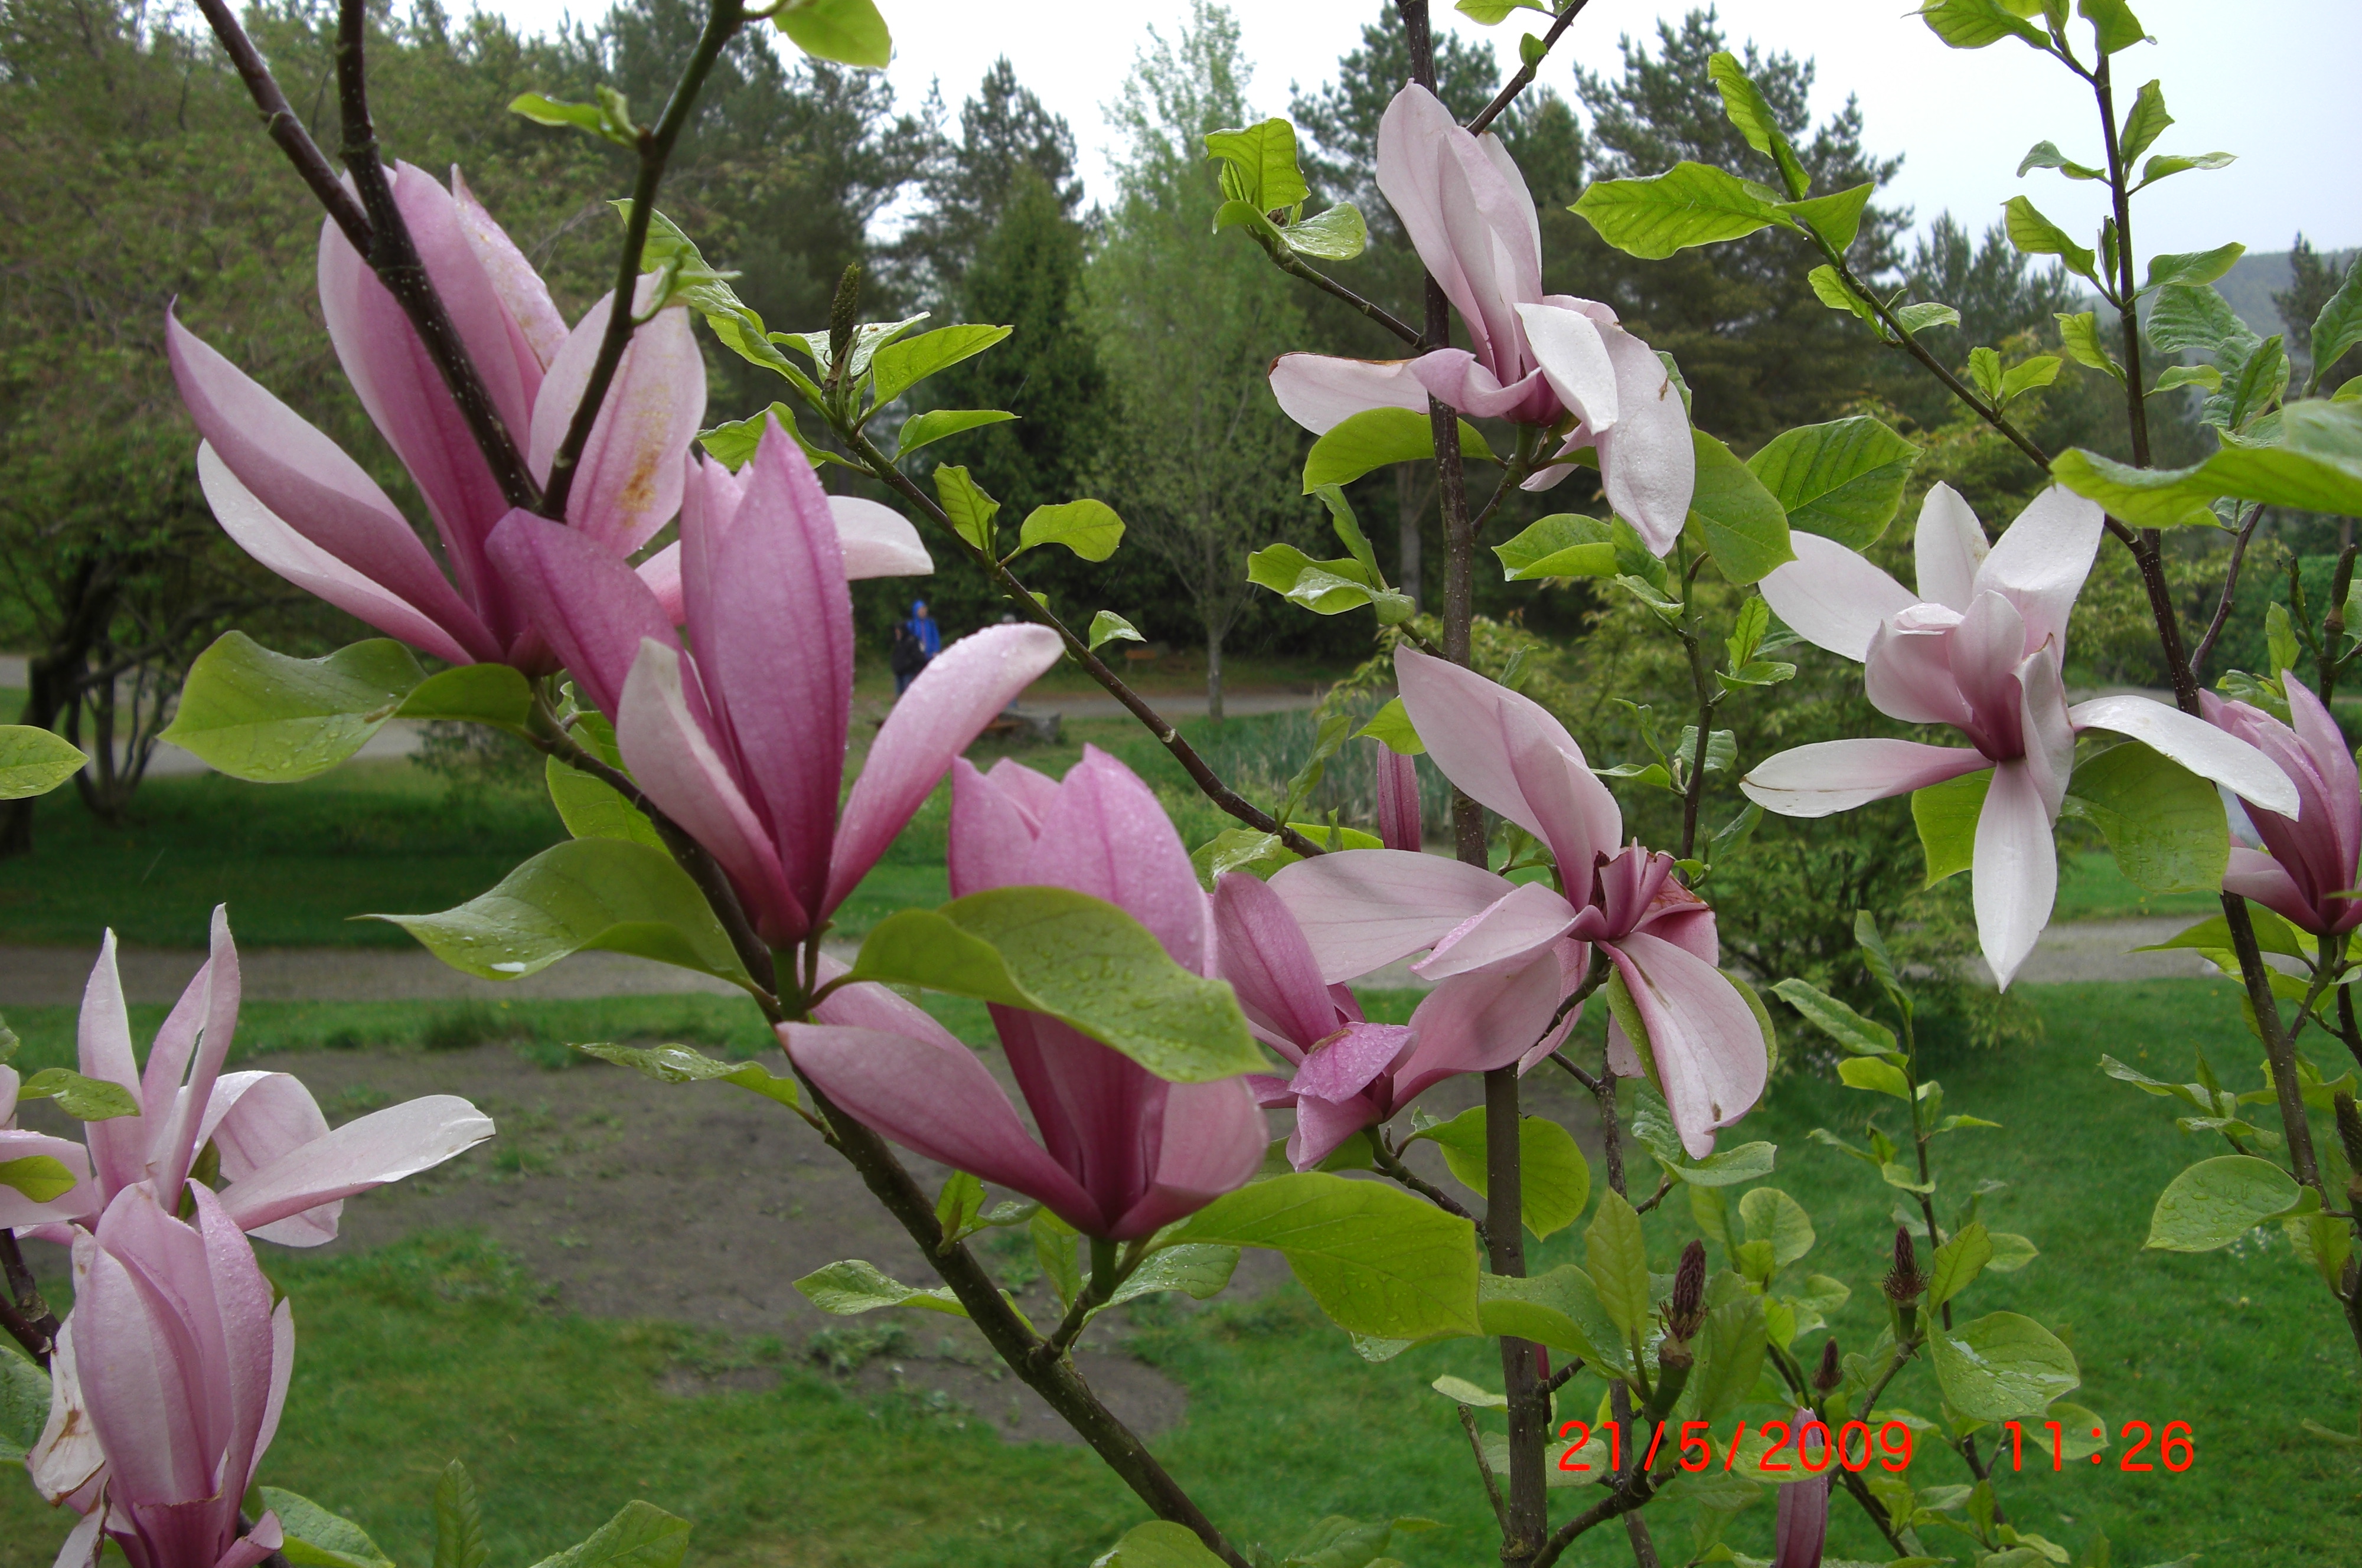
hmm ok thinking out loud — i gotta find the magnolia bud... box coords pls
[1883,1227,1924,1306]
[826,262,863,384]
[1668,1239,1708,1340]
[2335,1092,2362,1201]
[1813,1337,1842,1394]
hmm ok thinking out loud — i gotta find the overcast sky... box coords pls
[481,0,2360,257]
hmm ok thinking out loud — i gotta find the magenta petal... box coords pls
[79,1187,220,1503]
[1407,351,1556,423]
[214,1096,492,1240]
[1020,747,1212,975]
[2224,847,2317,930]
[1267,352,1431,434]
[1414,880,1580,979]
[449,166,567,369]
[1267,847,1508,984]
[1758,533,1917,662]
[485,509,678,722]
[1394,949,1567,1106]
[1396,646,1620,870]
[1289,1023,1416,1102]
[784,1023,1103,1232]
[826,624,1063,915]
[1286,1092,1386,1171]
[1213,871,1344,1050]
[1373,745,1423,851]
[637,540,685,624]
[528,284,706,555]
[948,757,1045,899]
[218,1513,286,1568]
[1108,1077,1270,1239]
[1741,739,1988,818]
[1601,932,1766,1158]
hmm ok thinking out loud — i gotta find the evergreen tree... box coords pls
[1903,213,2076,355]
[2276,233,2362,392]
[895,57,1082,306]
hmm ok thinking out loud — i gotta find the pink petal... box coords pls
[1286,1091,1387,1172]
[1862,617,1975,730]
[217,1512,286,1568]
[616,639,806,945]
[1395,646,1622,872]
[1378,83,1539,373]
[29,1319,107,1507]
[1408,350,1558,423]
[1973,760,2058,990]
[449,166,567,369]
[2223,847,2317,930]
[1516,302,1620,429]
[826,624,1064,914]
[485,509,678,722]
[831,496,935,578]
[1949,592,2031,746]
[1107,1077,1270,1239]
[988,756,1063,819]
[1912,483,1989,612]
[1414,879,1580,979]
[948,757,1046,899]
[527,283,706,555]
[1601,932,1766,1158]
[1394,947,1568,1105]
[1267,847,1509,984]
[1213,871,1344,1050]
[149,907,241,1214]
[193,446,484,667]
[1758,533,1917,662]
[1975,485,2104,654]
[1267,353,1431,434]
[637,540,685,624]
[1288,1023,1417,1101]
[197,1073,336,1244]
[80,1187,219,1502]
[782,1022,1103,1232]
[2070,694,2302,819]
[79,932,151,1204]
[2018,646,2074,819]
[214,1095,492,1239]
[810,955,968,1048]
[1591,323,1694,554]
[1741,739,1989,818]
[1373,744,1423,851]
[1019,747,1212,975]
[188,1185,278,1495]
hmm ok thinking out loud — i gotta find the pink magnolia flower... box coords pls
[35,1184,291,1568]
[1745,483,2296,986]
[0,1066,93,1230]
[785,749,1268,1239]
[168,161,733,665]
[19,910,492,1248]
[1266,649,1765,1157]
[2203,672,2361,936]
[1266,85,1695,550]
[488,421,1062,949]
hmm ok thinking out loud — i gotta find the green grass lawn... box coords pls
[4,979,2354,1566]
[2053,847,2223,925]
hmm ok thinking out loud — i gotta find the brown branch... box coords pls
[1466,0,1593,136]
[1459,1403,1509,1531]
[188,0,370,250]
[0,1231,59,1366]
[1260,236,1428,350]
[2190,503,2262,677]
[1374,1134,1487,1249]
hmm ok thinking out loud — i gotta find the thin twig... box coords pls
[1261,236,1429,350]
[1630,1174,1676,1216]
[1374,1134,1486,1236]
[1459,1404,1510,1531]
[2191,503,2262,677]
[188,0,369,247]
[0,1231,58,1366]
[1466,0,1592,135]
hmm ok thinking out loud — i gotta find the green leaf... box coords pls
[2077,0,2149,53]
[1019,499,1125,562]
[2055,311,2125,379]
[2136,149,2235,188]
[1667,1141,1777,1188]
[1743,416,1920,550]
[1088,611,1144,652]
[2005,197,2098,285]
[1494,513,1617,580]
[1682,1295,1769,1420]
[1911,767,1991,884]
[261,1490,397,1568]
[1571,162,1787,260]
[1838,1056,1914,1098]
[162,633,427,783]
[895,408,1016,457]
[2001,355,2063,401]
[1431,1374,1508,1409]
[0,1344,53,1465]
[17,1068,140,1121]
[870,325,1011,408]
[508,90,637,148]
[1303,407,1493,492]
[1893,301,1962,335]
[1986,1231,2039,1272]
[794,1258,968,1317]
[1407,1107,1590,1240]
[700,403,849,471]
[849,887,1261,1082]
[432,1461,490,1568]
[1101,1244,1238,1315]
[1738,1186,1815,1268]
[1917,0,2051,49]
[546,755,664,851]
[933,465,1000,552]
[0,726,86,799]
[1930,1311,2080,1421]
[1584,1188,1650,1338]
[771,0,890,68]
[1770,979,1898,1056]
[1707,52,1809,199]
[2017,139,2103,181]
[2310,253,2362,391]
[2118,78,2172,164]
[526,1501,691,1568]
[368,838,756,991]
[1170,1172,1481,1340]
[1777,184,1875,253]
[397,664,533,729]
[1927,1221,1994,1308]
[2151,282,2260,365]
[1278,204,1369,262]
[572,1041,801,1111]
[1684,432,1793,584]
[1092,1521,1229,1568]
[2059,740,2227,893]
[2047,447,2218,528]
[1247,545,1414,623]
[0,1155,77,1204]
[1476,1266,1630,1374]
[2146,1155,2308,1250]
[2058,400,2362,522]
[2142,242,2244,295]
[1968,345,2005,403]
[1355,697,1424,756]
[1202,119,1310,215]
[2148,363,2221,395]
[1806,264,1880,326]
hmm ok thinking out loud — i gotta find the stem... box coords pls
[2190,504,2262,678]
[331,0,539,511]
[1260,236,1428,349]
[2092,58,2151,467]
[190,0,370,248]
[1466,0,1593,135]
[1677,608,1719,862]
[1486,1064,1549,1564]
[2318,543,2358,705]
[1460,1403,1510,1531]
[843,431,1325,858]
[1529,1466,1661,1568]
[0,1230,59,1366]
[1374,1134,1487,1246]
[2338,986,2362,1073]
[540,0,743,521]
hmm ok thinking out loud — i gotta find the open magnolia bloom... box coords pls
[787,749,1268,1240]
[21,910,492,1247]
[490,421,1060,949]
[37,1185,291,1568]
[1745,484,2297,987]
[167,161,718,665]
[1265,84,1694,551]
[1267,649,1766,1158]
[2203,673,2362,936]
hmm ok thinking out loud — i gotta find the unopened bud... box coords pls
[1668,1240,1708,1338]
[2336,1092,2362,1180]
[1813,1337,1842,1394]
[1883,1227,1924,1306]
[826,262,863,383]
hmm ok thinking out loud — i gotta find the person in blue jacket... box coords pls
[889,599,941,695]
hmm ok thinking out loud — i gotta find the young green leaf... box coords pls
[2141,242,2243,295]
[1769,979,1898,1057]
[571,1041,801,1111]
[1202,119,1310,215]
[2055,311,2126,380]
[2076,0,2149,55]
[2059,740,2229,893]
[2000,355,2063,401]
[508,90,637,148]
[1407,1107,1591,1240]
[1738,1186,1815,1268]
[2005,197,2099,286]
[894,407,1016,458]
[260,1490,397,1568]
[18,1068,144,1121]
[1926,1220,1994,1308]
[1706,52,1809,199]
[1303,406,1493,491]
[432,1460,490,1568]
[1355,696,1425,756]
[1684,432,1793,584]
[1571,162,1787,260]
[161,633,428,784]
[1916,0,2051,50]
[0,1156,79,1204]
[1018,499,1125,562]
[1930,1312,2080,1422]
[1087,610,1144,652]
[933,465,1000,553]
[0,726,87,800]
[2135,149,2235,189]
[2017,140,2102,181]
[1742,415,1920,550]
[2146,1155,2310,1250]
[1494,513,1618,580]
[1910,767,1991,884]
[2306,252,2362,391]
[1968,346,2005,403]
[1584,1189,1651,1338]
[771,0,891,69]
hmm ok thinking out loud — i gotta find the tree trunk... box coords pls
[0,656,78,858]
[1396,463,1424,614]
[1205,625,1225,723]
[0,560,115,858]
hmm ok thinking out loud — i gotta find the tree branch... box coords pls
[1259,234,1429,351]
[0,1231,60,1366]
[188,0,370,249]
[2190,503,2262,677]
[1466,0,1593,136]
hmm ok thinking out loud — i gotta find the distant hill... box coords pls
[2217,250,2296,340]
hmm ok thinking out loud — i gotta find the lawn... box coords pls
[4,979,2353,1566]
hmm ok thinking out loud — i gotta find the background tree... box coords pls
[2276,232,2362,393]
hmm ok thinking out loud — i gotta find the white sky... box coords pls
[479,0,2361,257]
